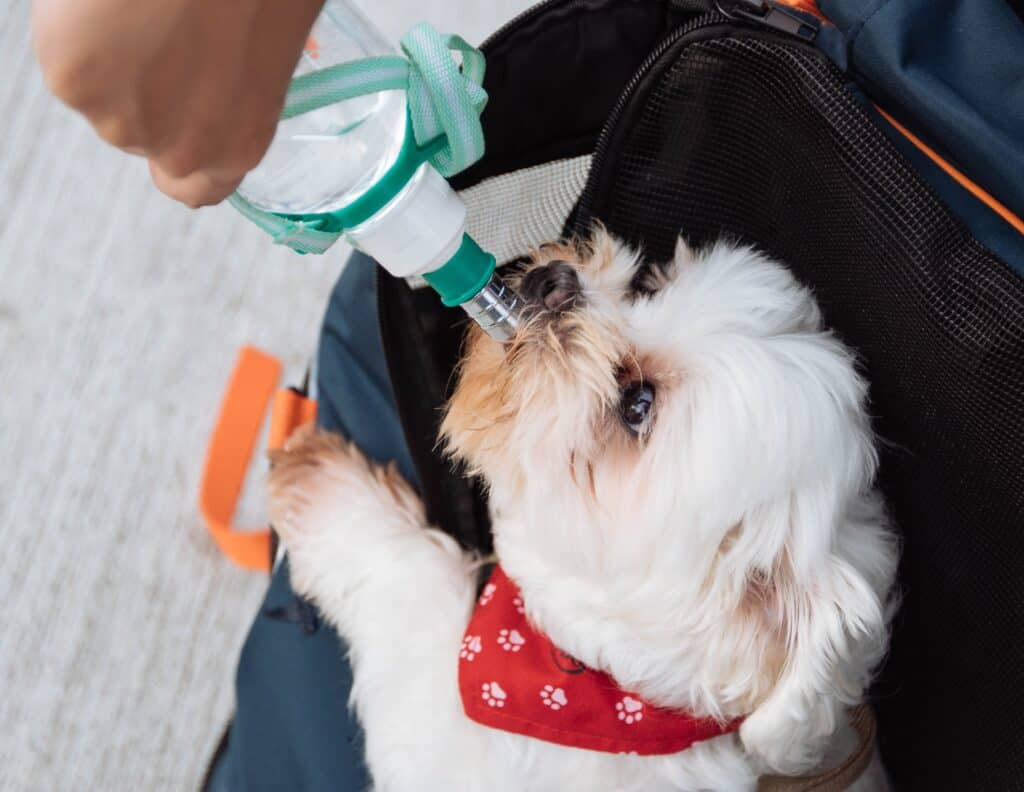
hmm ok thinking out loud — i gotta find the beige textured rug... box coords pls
[0,1,532,789]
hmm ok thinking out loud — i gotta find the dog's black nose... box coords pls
[520,260,580,313]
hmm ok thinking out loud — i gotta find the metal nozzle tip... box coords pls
[460,273,524,342]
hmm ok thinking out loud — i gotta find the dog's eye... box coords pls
[619,382,655,435]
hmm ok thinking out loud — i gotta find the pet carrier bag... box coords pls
[201,1,1024,789]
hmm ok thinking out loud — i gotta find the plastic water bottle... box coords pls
[235,1,521,340]
[236,2,407,216]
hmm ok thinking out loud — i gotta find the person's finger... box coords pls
[93,110,146,151]
[149,161,241,208]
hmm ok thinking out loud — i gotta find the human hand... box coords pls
[33,0,325,207]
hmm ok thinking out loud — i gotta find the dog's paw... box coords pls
[267,426,424,557]
[267,426,354,549]
[740,696,836,775]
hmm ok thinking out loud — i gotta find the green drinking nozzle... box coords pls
[423,234,523,342]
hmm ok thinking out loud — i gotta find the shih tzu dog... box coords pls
[269,230,898,791]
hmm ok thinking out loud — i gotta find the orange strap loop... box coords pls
[774,0,828,22]
[199,346,317,572]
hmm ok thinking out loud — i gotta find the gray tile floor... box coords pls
[0,1,532,788]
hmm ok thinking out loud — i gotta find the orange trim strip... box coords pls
[875,105,1024,237]
[773,0,1022,238]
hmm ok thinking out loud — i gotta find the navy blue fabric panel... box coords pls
[819,0,1024,220]
[865,101,1024,275]
[209,253,416,791]
[316,255,417,484]
[210,558,370,792]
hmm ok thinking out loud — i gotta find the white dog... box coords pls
[269,230,898,791]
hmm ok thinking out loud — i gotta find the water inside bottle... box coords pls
[236,1,408,215]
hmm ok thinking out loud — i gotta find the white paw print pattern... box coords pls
[616,696,644,725]
[478,583,497,606]
[497,628,526,652]
[512,595,525,614]
[481,681,507,708]
[539,685,568,711]
[460,635,482,662]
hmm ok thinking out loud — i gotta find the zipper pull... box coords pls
[716,0,819,40]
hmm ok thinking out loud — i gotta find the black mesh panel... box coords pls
[573,33,1024,790]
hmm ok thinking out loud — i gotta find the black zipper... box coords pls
[574,11,727,230]
[375,265,420,483]
[574,1,820,231]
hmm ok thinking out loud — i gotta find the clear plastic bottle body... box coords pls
[236,0,408,215]
[232,2,523,340]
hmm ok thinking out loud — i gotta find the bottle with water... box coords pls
[235,1,521,341]
[237,3,406,216]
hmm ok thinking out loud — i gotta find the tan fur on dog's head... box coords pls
[443,231,640,479]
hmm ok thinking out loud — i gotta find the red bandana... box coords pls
[458,566,740,755]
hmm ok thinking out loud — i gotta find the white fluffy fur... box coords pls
[269,233,898,791]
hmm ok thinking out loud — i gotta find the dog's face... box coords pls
[442,230,894,758]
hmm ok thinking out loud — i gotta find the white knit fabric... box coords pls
[403,155,592,289]
[462,155,593,265]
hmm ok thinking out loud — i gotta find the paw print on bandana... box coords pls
[539,685,568,711]
[460,635,482,662]
[513,595,525,614]
[616,696,644,725]
[481,681,507,708]
[497,628,525,652]
[478,583,497,606]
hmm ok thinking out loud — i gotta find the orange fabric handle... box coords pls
[199,346,317,572]
[269,388,319,451]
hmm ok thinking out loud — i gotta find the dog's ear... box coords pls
[631,236,695,296]
[577,225,643,298]
[737,484,894,775]
[673,236,696,268]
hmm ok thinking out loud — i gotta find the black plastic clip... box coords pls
[716,0,820,40]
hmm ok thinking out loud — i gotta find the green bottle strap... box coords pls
[229,22,488,255]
